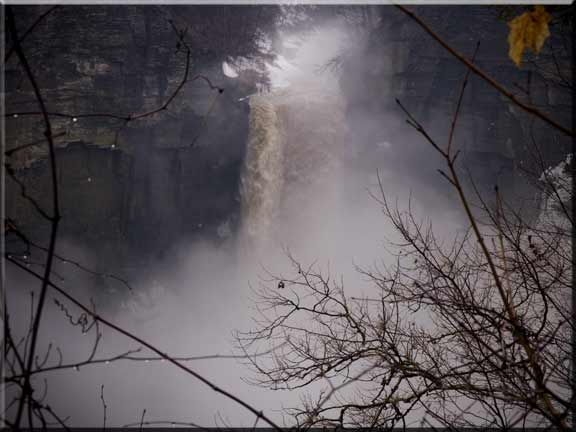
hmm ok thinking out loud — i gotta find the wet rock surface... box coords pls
[339,6,572,213]
[6,6,251,279]
[6,5,571,286]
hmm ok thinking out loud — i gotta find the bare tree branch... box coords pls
[395,5,573,137]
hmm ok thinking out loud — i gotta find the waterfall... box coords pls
[239,94,285,254]
[239,87,346,259]
[236,25,351,259]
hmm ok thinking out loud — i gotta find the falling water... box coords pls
[239,88,346,258]
[239,26,348,259]
[239,95,285,254]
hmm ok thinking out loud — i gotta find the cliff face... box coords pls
[6,6,571,279]
[6,6,252,275]
[339,6,572,211]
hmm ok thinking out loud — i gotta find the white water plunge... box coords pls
[238,28,348,260]
[239,89,347,257]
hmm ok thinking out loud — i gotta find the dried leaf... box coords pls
[508,5,551,67]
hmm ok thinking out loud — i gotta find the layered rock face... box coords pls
[6,6,571,284]
[6,6,252,278]
[339,6,572,214]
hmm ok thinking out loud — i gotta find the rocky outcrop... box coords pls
[6,6,253,277]
[339,6,572,213]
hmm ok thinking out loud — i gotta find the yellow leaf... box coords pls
[507,5,551,67]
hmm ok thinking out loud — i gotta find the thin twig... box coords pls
[447,41,480,156]
[139,409,146,432]
[100,384,107,431]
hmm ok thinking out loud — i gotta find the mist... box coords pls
[6,9,530,428]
